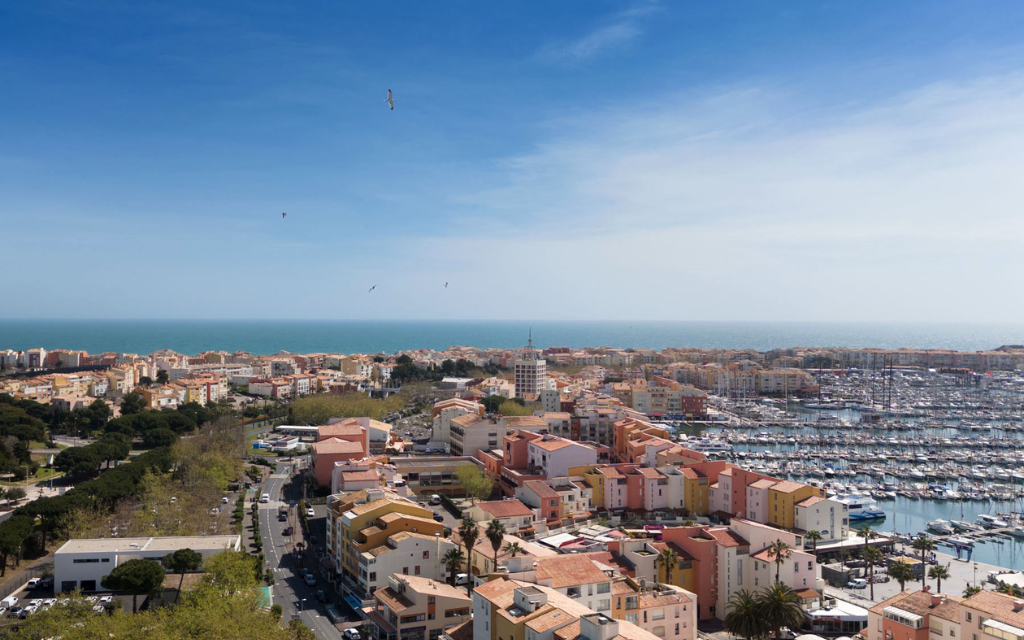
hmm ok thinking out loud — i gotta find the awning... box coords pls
[983,619,1024,638]
[345,594,363,611]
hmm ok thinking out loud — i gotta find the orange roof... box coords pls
[749,479,777,490]
[706,528,748,548]
[531,437,574,452]
[523,480,559,499]
[797,495,826,507]
[312,438,365,455]
[526,607,574,632]
[535,555,609,589]
[768,480,809,494]
[478,499,534,519]
[318,421,366,439]
[871,589,962,624]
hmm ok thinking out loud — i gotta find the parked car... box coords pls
[848,578,868,589]
[306,507,315,517]
[455,573,469,586]
[432,513,444,522]
[99,596,114,604]
[0,607,7,618]
[282,526,293,536]
[9,607,23,618]
[40,577,53,589]
[316,589,327,602]
[342,630,361,640]
[26,578,41,589]
[1,596,18,609]
[222,496,229,504]
[43,599,57,608]
[304,573,317,587]
[428,495,441,505]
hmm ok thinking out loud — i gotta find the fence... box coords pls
[0,559,52,600]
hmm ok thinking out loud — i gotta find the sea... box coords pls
[1,320,1023,356]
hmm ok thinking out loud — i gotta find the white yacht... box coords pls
[927,519,954,535]
[977,514,1009,529]
[835,494,886,520]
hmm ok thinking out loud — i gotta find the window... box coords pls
[968,614,973,623]
[423,551,430,559]
[415,566,421,575]
[403,567,408,574]
[428,597,435,604]
[808,561,813,570]
[652,608,665,620]
[73,558,101,564]
[597,583,611,594]
[428,613,435,620]
[626,613,638,624]
[369,572,376,581]
[653,626,666,637]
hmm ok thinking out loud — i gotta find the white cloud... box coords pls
[535,3,656,63]
[427,72,1024,321]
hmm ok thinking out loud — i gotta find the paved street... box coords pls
[259,459,348,639]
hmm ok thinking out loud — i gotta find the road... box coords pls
[259,458,346,640]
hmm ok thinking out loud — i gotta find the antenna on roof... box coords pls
[527,328,534,352]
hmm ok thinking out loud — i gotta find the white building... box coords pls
[527,435,598,479]
[358,531,457,595]
[54,535,241,593]
[794,495,849,544]
[514,345,547,398]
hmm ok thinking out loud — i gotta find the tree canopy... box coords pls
[101,558,166,612]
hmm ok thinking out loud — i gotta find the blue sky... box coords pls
[3,1,1024,321]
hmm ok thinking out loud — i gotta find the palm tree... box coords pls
[998,584,1024,598]
[863,546,883,602]
[502,542,522,559]
[655,547,680,585]
[485,520,506,574]
[963,585,982,598]
[912,535,935,589]
[888,560,915,592]
[806,530,822,557]
[725,589,764,640]
[767,539,792,584]
[442,548,465,586]
[929,565,950,594]
[756,582,805,640]
[458,517,479,581]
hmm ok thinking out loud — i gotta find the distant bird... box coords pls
[444,282,448,288]
[282,212,287,219]
[384,89,394,110]
[368,285,376,293]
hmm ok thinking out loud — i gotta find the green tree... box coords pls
[443,548,465,586]
[725,589,764,640]
[963,585,982,598]
[485,519,506,574]
[498,400,532,417]
[202,551,259,594]
[656,547,680,585]
[756,582,805,640]
[156,369,170,384]
[0,515,34,577]
[455,465,492,504]
[806,530,822,557]
[863,545,884,601]
[144,428,180,448]
[480,396,505,413]
[163,548,204,603]
[912,535,935,589]
[4,486,26,504]
[88,399,112,425]
[767,539,792,584]
[502,541,522,559]
[120,391,146,416]
[929,565,950,594]
[888,560,915,592]
[139,376,153,386]
[101,558,166,613]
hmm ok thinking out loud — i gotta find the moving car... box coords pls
[316,589,327,602]
[261,493,270,503]
[306,507,315,517]
[222,496,229,504]
[304,573,317,587]
[428,495,441,505]
[282,526,293,536]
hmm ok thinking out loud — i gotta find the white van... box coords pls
[848,578,867,589]
[260,493,270,503]
[1,596,17,608]
[455,573,469,586]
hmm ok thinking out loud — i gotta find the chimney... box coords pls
[923,585,930,593]
[1014,601,1024,613]
[931,594,942,607]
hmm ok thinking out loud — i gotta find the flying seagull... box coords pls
[282,212,287,219]
[368,285,376,293]
[384,89,394,110]
[444,282,448,288]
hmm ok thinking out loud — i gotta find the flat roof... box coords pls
[56,535,240,555]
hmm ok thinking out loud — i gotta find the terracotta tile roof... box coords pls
[871,589,962,624]
[554,621,582,640]
[478,499,534,519]
[443,620,474,640]
[706,528,748,548]
[451,413,485,428]
[797,495,826,507]
[750,479,777,490]
[636,468,661,479]
[523,480,559,499]
[527,607,575,632]
[795,588,819,599]
[504,416,547,428]
[769,480,809,494]
[313,438,365,455]
[397,575,471,602]
[535,555,610,589]
[375,586,413,612]
[679,468,699,479]
[639,590,691,608]
[318,422,366,439]
[378,512,439,527]
[472,577,524,608]
[366,544,391,557]
[531,437,575,452]
[340,471,379,483]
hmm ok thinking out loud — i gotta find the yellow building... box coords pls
[767,481,820,529]
[336,496,440,581]
[680,469,710,516]
[573,466,605,510]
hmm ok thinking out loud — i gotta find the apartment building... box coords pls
[466,499,537,533]
[359,531,458,596]
[528,435,602,478]
[514,351,547,397]
[370,574,472,640]
[794,495,849,544]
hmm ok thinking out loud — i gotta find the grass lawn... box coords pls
[28,441,50,449]
[248,446,278,457]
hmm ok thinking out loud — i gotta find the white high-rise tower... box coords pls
[514,329,546,398]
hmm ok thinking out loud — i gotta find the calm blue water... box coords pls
[0,320,1022,356]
